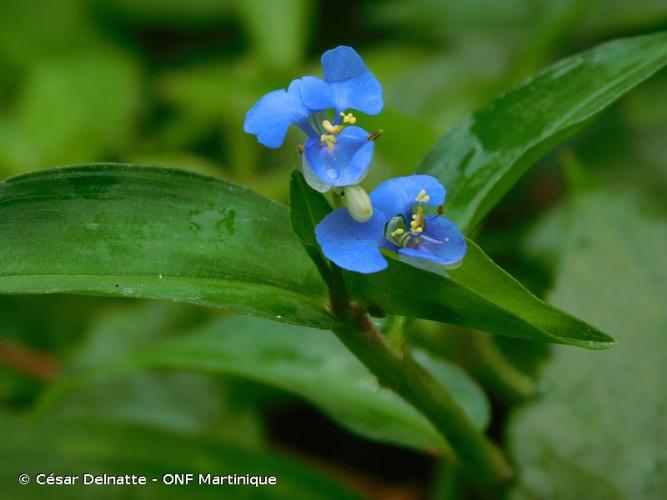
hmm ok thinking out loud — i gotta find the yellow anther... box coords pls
[340,112,357,124]
[415,189,430,203]
[320,134,337,148]
[322,119,344,134]
[391,228,405,238]
[410,205,425,233]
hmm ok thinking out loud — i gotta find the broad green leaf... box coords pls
[0,415,360,500]
[346,240,614,349]
[287,168,610,348]
[509,191,667,498]
[0,165,332,329]
[130,315,489,454]
[419,32,667,233]
[0,165,614,347]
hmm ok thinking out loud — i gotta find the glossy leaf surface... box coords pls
[0,165,333,328]
[419,32,667,232]
[0,165,614,347]
[347,240,614,349]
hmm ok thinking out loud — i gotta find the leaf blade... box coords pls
[0,164,333,328]
[289,170,332,248]
[134,315,490,454]
[419,32,667,232]
[0,164,614,348]
[346,239,615,349]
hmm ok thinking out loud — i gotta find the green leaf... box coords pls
[0,165,333,329]
[289,170,332,248]
[419,32,667,233]
[288,170,332,284]
[509,190,667,498]
[131,315,489,454]
[346,240,615,349]
[0,415,361,500]
[40,303,262,447]
[0,164,614,347]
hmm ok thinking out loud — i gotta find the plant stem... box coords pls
[328,270,513,488]
[382,315,412,352]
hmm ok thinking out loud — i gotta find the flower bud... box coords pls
[343,185,373,222]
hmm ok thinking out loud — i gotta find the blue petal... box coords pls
[300,46,383,115]
[299,76,333,113]
[370,175,445,219]
[244,79,311,148]
[301,153,332,193]
[398,216,466,266]
[316,208,387,273]
[304,126,374,187]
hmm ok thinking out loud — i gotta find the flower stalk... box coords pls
[327,267,514,489]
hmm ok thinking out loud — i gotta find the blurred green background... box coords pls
[1,0,666,498]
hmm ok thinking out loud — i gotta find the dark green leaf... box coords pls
[0,165,333,329]
[0,165,614,347]
[0,415,361,499]
[419,32,667,232]
[509,190,667,498]
[347,239,615,349]
[289,170,332,248]
[132,315,490,453]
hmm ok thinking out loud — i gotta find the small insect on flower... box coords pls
[243,46,383,194]
[315,175,467,274]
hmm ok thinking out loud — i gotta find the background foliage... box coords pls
[0,0,666,498]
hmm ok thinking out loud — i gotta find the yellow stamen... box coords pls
[320,134,337,148]
[391,228,405,238]
[410,205,425,234]
[415,189,430,203]
[340,112,357,124]
[322,119,343,134]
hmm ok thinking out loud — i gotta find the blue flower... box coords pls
[315,175,467,273]
[243,46,383,192]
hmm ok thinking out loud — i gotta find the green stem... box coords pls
[383,315,411,352]
[329,272,513,488]
[428,459,463,500]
